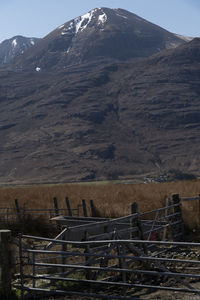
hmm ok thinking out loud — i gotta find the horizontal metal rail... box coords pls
[21,235,200,247]
[26,267,200,280]
[181,196,200,202]
[141,211,180,222]
[25,254,200,268]
[139,203,180,217]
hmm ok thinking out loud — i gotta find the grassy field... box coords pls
[0,179,200,227]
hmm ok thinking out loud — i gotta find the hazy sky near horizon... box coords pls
[0,0,199,42]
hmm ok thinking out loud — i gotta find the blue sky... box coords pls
[0,0,199,42]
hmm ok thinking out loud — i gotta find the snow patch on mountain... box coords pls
[175,34,194,42]
[12,39,17,48]
[30,39,35,45]
[98,12,107,25]
[60,8,108,37]
[74,9,96,33]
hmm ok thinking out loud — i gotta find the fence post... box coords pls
[84,231,92,280]
[172,194,184,240]
[53,197,59,216]
[62,242,67,275]
[32,246,36,289]
[198,194,200,227]
[22,203,26,227]
[19,233,24,300]
[0,230,12,299]
[90,200,96,217]
[162,198,170,241]
[6,208,9,227]
[15,199,21,221]
[131,202,145,239]
[82,199,88,217]
[65,197,72,217]
[131,202,147,253]
[131,202,138,239]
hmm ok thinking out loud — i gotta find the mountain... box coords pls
[0,35,39,65]
[12,7,186,71]
[0,35,200,184]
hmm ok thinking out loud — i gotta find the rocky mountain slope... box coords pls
[0,37,199,184]
[0,35,39,64]
[12,7,186,71]
[0,8,198,184]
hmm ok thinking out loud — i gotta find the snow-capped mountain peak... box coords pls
[0,35,39,64]
[59,8,108,36]
[12,7,189,70]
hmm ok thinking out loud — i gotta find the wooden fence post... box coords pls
[15,199,21,221]
[131,202,138,239]
[6,208,9,227]
[62,231,67,275]
[172,194,184,240]
[198,194,200,227]
[90,200,96,217]
[53,197,59,216]
[65,197,72,217]
[22,203,26,225]
[0,230,12,299]
[32,246,36,289]
[162,198,170,241]
[84,231,92,280]
[131,202,147,253]
[82,199,88,217]
[131,202,145,239]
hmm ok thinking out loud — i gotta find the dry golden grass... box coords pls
[0,179,200,227]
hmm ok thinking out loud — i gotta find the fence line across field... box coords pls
[0,197,99,225]
[0,193,199,225]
